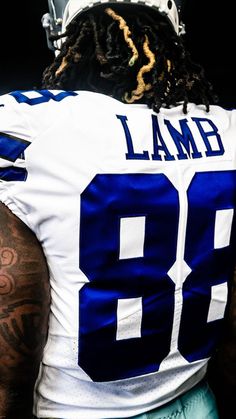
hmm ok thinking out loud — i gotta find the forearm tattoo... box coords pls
[0,203,50,417]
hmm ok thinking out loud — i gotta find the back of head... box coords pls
[42,0,217,113]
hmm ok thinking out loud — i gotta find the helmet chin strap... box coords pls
[42,0,185,53]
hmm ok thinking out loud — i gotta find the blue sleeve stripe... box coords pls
[9,90,78,105]
[0,167,27,181]
[0,132,30,162]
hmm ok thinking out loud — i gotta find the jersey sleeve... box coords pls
[0,89,78,182]
[0,92,33,182]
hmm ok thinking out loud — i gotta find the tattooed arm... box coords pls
[0,203,50,418]
[208,267,236,419]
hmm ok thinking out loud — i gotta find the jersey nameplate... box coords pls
[117,114,224,161]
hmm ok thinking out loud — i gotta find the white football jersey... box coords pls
[0,90,236,418]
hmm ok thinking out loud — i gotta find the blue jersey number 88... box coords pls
[79,171,236,382]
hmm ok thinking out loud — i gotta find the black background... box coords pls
[0,1,235,108]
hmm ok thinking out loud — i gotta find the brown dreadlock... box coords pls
[42,4,217,113]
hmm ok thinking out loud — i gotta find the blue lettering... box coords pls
[164,118,202,160]
[116,114,225,162]
[151,115,175,161]
[116,115,149,160]
[192,117,224,157]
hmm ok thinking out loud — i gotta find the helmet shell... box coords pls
[42,0,183,51]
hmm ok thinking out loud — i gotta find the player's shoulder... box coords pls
[2,89,126,114]
[0,90,80,125]
[74,90,125,109]
[178,102,236,132]
[202,104,236,131]
[0,89,78,107]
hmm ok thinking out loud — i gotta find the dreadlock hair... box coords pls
[42,4,217,114]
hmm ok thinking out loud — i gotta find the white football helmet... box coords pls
[42,0,185,52]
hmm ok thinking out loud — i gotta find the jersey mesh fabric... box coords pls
[0,90,236,418]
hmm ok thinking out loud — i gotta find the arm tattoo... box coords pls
[0,203,50,418]
[0,246,17,295]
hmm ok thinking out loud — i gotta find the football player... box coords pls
[0,0,235,418]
